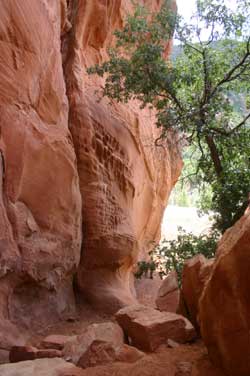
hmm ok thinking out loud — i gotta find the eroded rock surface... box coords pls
[0,0,181,345]
[0,0,82,337]
[63,322,124,366]
[199,212,250,376]
[63,0,182,312]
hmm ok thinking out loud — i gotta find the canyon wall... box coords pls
[63,0,182,312]
[0,0,181,341]
[199,211,250,376]
[0,0,82,334]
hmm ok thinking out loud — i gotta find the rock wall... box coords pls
[63,0,182,312]
[199,211,250,376]
[0,0,82,332]
[0,0,181,340]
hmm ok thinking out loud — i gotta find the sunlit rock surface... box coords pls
[0,0,82,336]
[199,212,250,376]
[63,0,182,312]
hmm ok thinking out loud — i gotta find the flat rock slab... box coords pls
[0,358,84,376]
[116,305,196,351]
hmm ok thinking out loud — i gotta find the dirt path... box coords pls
[76,341,225,376]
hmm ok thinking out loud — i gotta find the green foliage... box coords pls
[154,228,219,284]
[88,0,250,232]
[134,259,156,279]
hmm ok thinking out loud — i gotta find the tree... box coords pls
[88,0,250,232]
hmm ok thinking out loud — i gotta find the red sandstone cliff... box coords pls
[199,211,250,376]
[0,1,82,335]
[0,0,182,341]
[63,0,182,312]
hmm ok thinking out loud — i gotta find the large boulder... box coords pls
[63,0,182,312]
[181,255,214,329]
[156,271,180,313]
[115,304,196,351]
[63,322,124,366]
[199,212,250,376]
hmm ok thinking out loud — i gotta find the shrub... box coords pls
[134,227,219,285]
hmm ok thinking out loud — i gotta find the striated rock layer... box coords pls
[199,212,250,376]
[0,0,181,337]
[63,0,182,313]
[0,0,82,336]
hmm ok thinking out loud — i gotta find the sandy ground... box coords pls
[77,341,226,376]
[26,300,226,376]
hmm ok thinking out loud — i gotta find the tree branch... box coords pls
[229,111,250,134]
[209,37,250,98]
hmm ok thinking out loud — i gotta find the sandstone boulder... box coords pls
[156,271,180,313]
[115,344,145,363]
[181,255,214,329]
[63,322,124,366]
[199,212,250,376]
[65,340,144,369]
[75,340,116,369]
[116,304,196,351]
[0,358,84,376]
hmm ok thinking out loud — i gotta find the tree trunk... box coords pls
[205,134,223,177]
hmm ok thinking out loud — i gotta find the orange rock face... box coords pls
[63,0,182,312]
[0,0,82,333]
[181,255,214,330]
[199,212,250,376]
[0,0,181,337]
